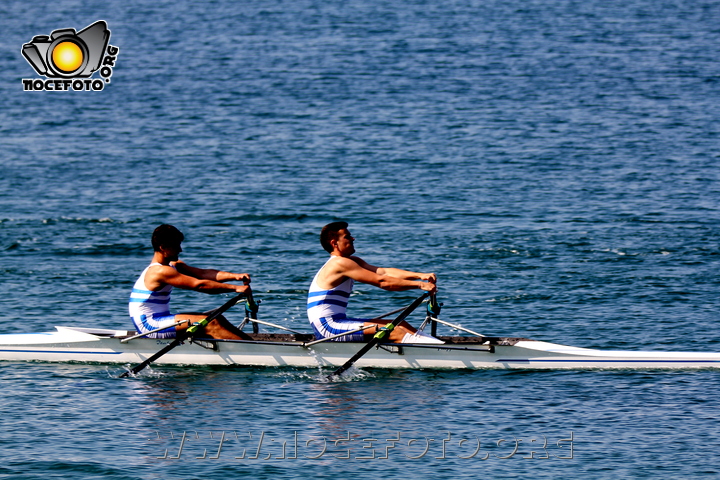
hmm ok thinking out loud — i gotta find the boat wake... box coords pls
[114,364,169,379]
[274,365,376,383]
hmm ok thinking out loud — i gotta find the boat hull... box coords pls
[1,327,720,370]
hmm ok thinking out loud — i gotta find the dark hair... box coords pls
[151,224,184,252]
[320,221,348,253]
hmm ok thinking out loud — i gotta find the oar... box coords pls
[369,303,426,321]
[328,292,430,378]
[419,293,442,335]
[303,324,378,347]
[245,289,260,334]
[119,292,247,378]
[120,320,189,343]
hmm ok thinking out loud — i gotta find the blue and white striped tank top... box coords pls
[307,258,354,321]
[128,263,174,320]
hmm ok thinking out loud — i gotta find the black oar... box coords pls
[328,292,430,378]
[245,288,260,334]
[427,293,442,337]
[119,292,247,378]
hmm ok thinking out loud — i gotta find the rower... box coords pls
[128,224,253,340]
[307,221,443,344]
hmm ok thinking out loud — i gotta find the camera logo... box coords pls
[22,20,120,91]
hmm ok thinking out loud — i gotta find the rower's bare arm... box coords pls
[351,257,436,284]
[342,257,436,293]
[377,267,436,283]
[175,261,251,284]
[147,265,248,294]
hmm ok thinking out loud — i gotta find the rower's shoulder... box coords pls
[326,255,364,270]
[146,263,177,277]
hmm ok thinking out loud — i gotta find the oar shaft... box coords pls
[119,292,247,378]
[120,320,189,343]
[245,289,260,334]
[186,293,246,336]
[303,324,377,347]
[329,293,429,378]
[119,338,182,377]
[369,302,427,321]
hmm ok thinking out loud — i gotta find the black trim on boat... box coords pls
[190,333,530,348]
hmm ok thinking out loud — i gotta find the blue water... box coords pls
[1,0,719,477]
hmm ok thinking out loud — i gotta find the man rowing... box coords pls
[129,224,252,339]
[307,221,443,344]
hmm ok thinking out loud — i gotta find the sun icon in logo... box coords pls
[51,41,85,73]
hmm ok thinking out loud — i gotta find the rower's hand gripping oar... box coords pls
[119,292,247,378]
[328,292,430,379]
